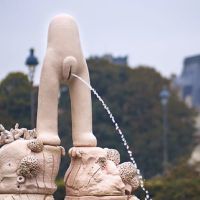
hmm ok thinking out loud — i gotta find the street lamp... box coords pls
[160,86,170,173]
[25,48,39,128]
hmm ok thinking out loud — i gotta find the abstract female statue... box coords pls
[36,14,97,148]
[0,14,140,200]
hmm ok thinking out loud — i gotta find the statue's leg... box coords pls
[69,69,97,147]
[36,49,61,146]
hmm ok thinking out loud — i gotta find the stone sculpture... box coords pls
[65,147,140,200]
[0,123,62,200]
[36,14,97,148]
[0,14,140,199]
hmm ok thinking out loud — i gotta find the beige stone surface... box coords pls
[65,147,125,197]
[65,196,139,200]
[0,139,61,195]
[129,196,140,200]
[0,194,53,200]
[36,14,97,147]
[65,196,128,200]
[65,147,140,199]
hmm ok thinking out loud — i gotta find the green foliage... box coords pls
[146,159,200,200]
[0,72,31,128]
[54,179,65,199]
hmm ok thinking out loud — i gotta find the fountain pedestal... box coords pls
[0,194,53,200]
[65,196,139,200]
[64,147,139,200]
[0,132,62,200]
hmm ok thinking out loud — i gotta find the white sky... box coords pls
[0,0,200,84]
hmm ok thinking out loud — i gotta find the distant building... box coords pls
[90,54,128,66]
[176,54,200,108]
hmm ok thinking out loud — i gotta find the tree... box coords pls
[146,158,200,200]
[0,72,31,129]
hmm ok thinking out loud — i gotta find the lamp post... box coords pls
[160,86,170,173]
[25,48,39,128]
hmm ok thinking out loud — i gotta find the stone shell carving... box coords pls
[27,139,44,153]
[18,155,40,178]
[105,148,120,165]
[117,162,137,183]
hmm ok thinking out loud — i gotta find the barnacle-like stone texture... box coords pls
[27,139,44,152]
[130,177,140,191]
[118,162,140,194]
[18,155,40,178]
[0,139,61,196]
[117,162,137,184]
[105,148,120,165]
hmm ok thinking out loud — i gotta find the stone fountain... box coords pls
[0,14,141,200]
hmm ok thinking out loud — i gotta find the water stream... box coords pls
[72,73,151,200]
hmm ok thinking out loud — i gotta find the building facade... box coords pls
[177,54,200,108]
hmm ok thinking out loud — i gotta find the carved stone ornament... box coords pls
[64,147,140,199]
[0,130,62,199]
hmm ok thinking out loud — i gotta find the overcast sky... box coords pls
[0,0,200,84]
